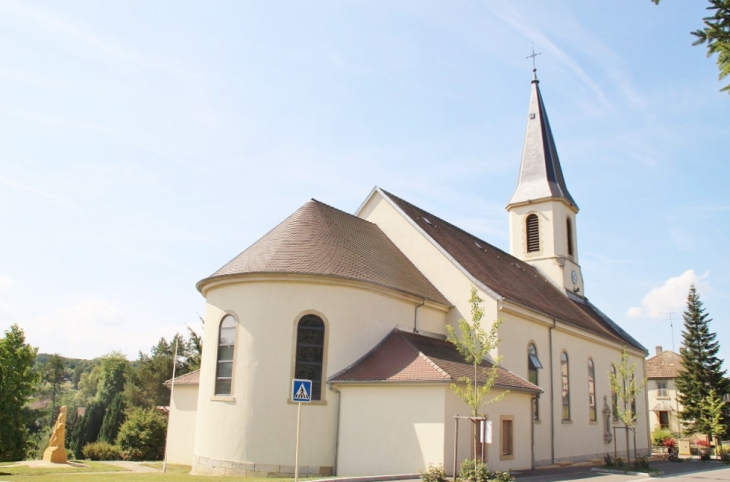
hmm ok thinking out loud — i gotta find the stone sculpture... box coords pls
[603,396,613,444]
[43,406,68,463]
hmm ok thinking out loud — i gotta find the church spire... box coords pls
[507,74,578,211]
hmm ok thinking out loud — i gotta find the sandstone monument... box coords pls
[43,406,67,463]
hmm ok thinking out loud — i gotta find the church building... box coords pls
[164,73,650,477]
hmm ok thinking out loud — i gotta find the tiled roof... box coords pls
[646,350,683,379]
[164,369,200,387]
[198,200,449,305]
[330,328,540,393]
[380,190,645,352]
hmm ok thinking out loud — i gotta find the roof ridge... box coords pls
[397,330,451,380]
[379,189,522,265]
[310,198,378,226]
[327,328,401,382]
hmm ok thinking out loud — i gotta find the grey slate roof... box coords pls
[507,78,578,209]
[197,199,449,305]
[381,189,646,353]
[330,328,541,393]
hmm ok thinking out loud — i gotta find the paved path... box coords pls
[96,461,161,473]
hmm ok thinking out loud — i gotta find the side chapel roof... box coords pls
[646,350,683,379]
[507,75,577,209]
[330,328,540,393]
[164,369,200,387]
[379,189,646,352]
[197,200,449,306]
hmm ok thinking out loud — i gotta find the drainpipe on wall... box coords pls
[414,298,426,333]
[329,384,341,476]
[549,319,556,465]
[531,394,536,469]
[642,357,650,454]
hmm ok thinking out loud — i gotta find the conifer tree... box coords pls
[676,284,729,436]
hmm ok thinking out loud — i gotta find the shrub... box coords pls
[633,455,650,470]
[420,463,447,482]
[116,408,167,461]
[652,429,672,447]
[82,441,120,461]
[459,459,488,482]
[603,453,614,467]
[488,470,515,482]
[718,445,730,464]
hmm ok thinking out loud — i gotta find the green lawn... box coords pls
[0,462,312,482]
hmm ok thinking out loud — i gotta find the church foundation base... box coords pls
[192,455,333,477]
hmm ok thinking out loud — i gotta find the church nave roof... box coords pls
[380,189,645,352]
[197,199,449,305]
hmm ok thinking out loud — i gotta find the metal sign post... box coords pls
[292,379,312,482]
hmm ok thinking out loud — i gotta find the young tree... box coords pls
[676,285,729,436]
[42,354,66,428]
[696,390,725,454]
[446,286,507,464]
[608,347,647,465]
[0,324,39,461]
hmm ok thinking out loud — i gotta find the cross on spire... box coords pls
[526,44,542,80]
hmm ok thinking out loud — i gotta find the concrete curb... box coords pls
[591,468,663,477]
[309,474,419,482]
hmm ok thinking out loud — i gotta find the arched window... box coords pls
[295,314,325,401]
[611,364,619,421]
[588,359,597,421]
[566,218,574,256]
[215,315,236,396]
[528,343,542,420]
[561,351,570,420]
[526,214,540,252]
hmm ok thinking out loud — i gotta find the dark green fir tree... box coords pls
[676,284,730,436]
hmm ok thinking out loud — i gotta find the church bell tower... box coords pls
[506,71,584,297]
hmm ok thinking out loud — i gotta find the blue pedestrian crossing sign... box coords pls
[292,379,312,403]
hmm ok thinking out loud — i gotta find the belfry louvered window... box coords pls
[526,214,540,252]
[295,314,325,400]
[567,218,574,256]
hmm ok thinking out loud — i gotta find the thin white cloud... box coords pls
[0,174,68,204]
[0,275,14,291]
[23,298,188,359]
[486,3,612,112]
[669,228,697,250]
[627,269,710,318]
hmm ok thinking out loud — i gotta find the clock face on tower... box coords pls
[571,270,578,284]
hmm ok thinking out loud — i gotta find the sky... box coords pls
[1,1,728,364]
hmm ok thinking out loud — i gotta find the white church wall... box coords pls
[550,328,649,464]
[443,388,533,473]
[164,384,199,465]
[498,306,552,466]
[193,277,446,476]
[336,384,446,476]
[359,192,500,341]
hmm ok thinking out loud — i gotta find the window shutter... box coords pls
[566,218,574,256]
[526,214,540,252]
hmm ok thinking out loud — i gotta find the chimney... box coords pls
[656,346,662,356]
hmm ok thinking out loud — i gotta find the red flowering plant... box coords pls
[663,437,677,448]
[697,439,710,448]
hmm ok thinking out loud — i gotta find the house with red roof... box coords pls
[164,72,649,477]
